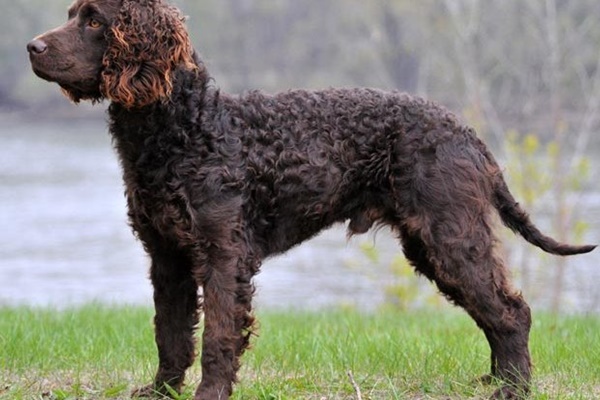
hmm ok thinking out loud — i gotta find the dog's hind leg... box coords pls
[133,247,200,397]
[399,211,532,399]
[392,139,532,398]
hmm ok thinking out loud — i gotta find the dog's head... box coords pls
[27,0,197,108]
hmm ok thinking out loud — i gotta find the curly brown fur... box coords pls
[28,0,594,399]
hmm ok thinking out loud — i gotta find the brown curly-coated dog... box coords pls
[27,0,594,399]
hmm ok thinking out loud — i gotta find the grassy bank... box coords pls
[0,305,599,399]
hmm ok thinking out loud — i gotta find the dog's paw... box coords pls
[194,384,232,400]
[489,385,527,400]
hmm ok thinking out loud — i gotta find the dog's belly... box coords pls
[248,180,390,257]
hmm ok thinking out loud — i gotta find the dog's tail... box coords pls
[491,168,595,256]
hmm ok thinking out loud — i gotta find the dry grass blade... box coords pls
[347,370,362,400]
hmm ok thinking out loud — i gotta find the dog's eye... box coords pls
[88,18,102,29]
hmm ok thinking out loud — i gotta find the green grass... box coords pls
[0,305,599,399]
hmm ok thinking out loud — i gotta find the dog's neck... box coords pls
[107,64,212,171]
[109,65,209,135]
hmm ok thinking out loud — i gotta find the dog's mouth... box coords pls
[30,57,103,100]
[30,57,76,83]
[32,66,68,83]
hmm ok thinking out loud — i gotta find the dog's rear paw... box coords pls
[490,385,528,400]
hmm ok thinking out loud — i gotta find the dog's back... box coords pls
[206,88,462,255]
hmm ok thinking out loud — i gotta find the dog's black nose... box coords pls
[27,39,48,55]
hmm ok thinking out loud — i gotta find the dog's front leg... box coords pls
[133,248,200,398]
[194,246,257,400]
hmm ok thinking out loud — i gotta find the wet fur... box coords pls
[28,0,595,399]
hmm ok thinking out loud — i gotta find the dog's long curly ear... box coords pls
[101,0,197,108]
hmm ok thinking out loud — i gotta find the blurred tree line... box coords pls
[5,0,599,139]
[5,0,600,311]
[4,0,600,161]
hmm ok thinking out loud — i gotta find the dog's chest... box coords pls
[123,167,198,246]
[114,131,199,246]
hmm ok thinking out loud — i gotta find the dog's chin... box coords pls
[59,81,103,104]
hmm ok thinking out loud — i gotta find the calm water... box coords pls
[1,116,599,312]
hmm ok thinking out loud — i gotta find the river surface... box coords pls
[1,115,599,312]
